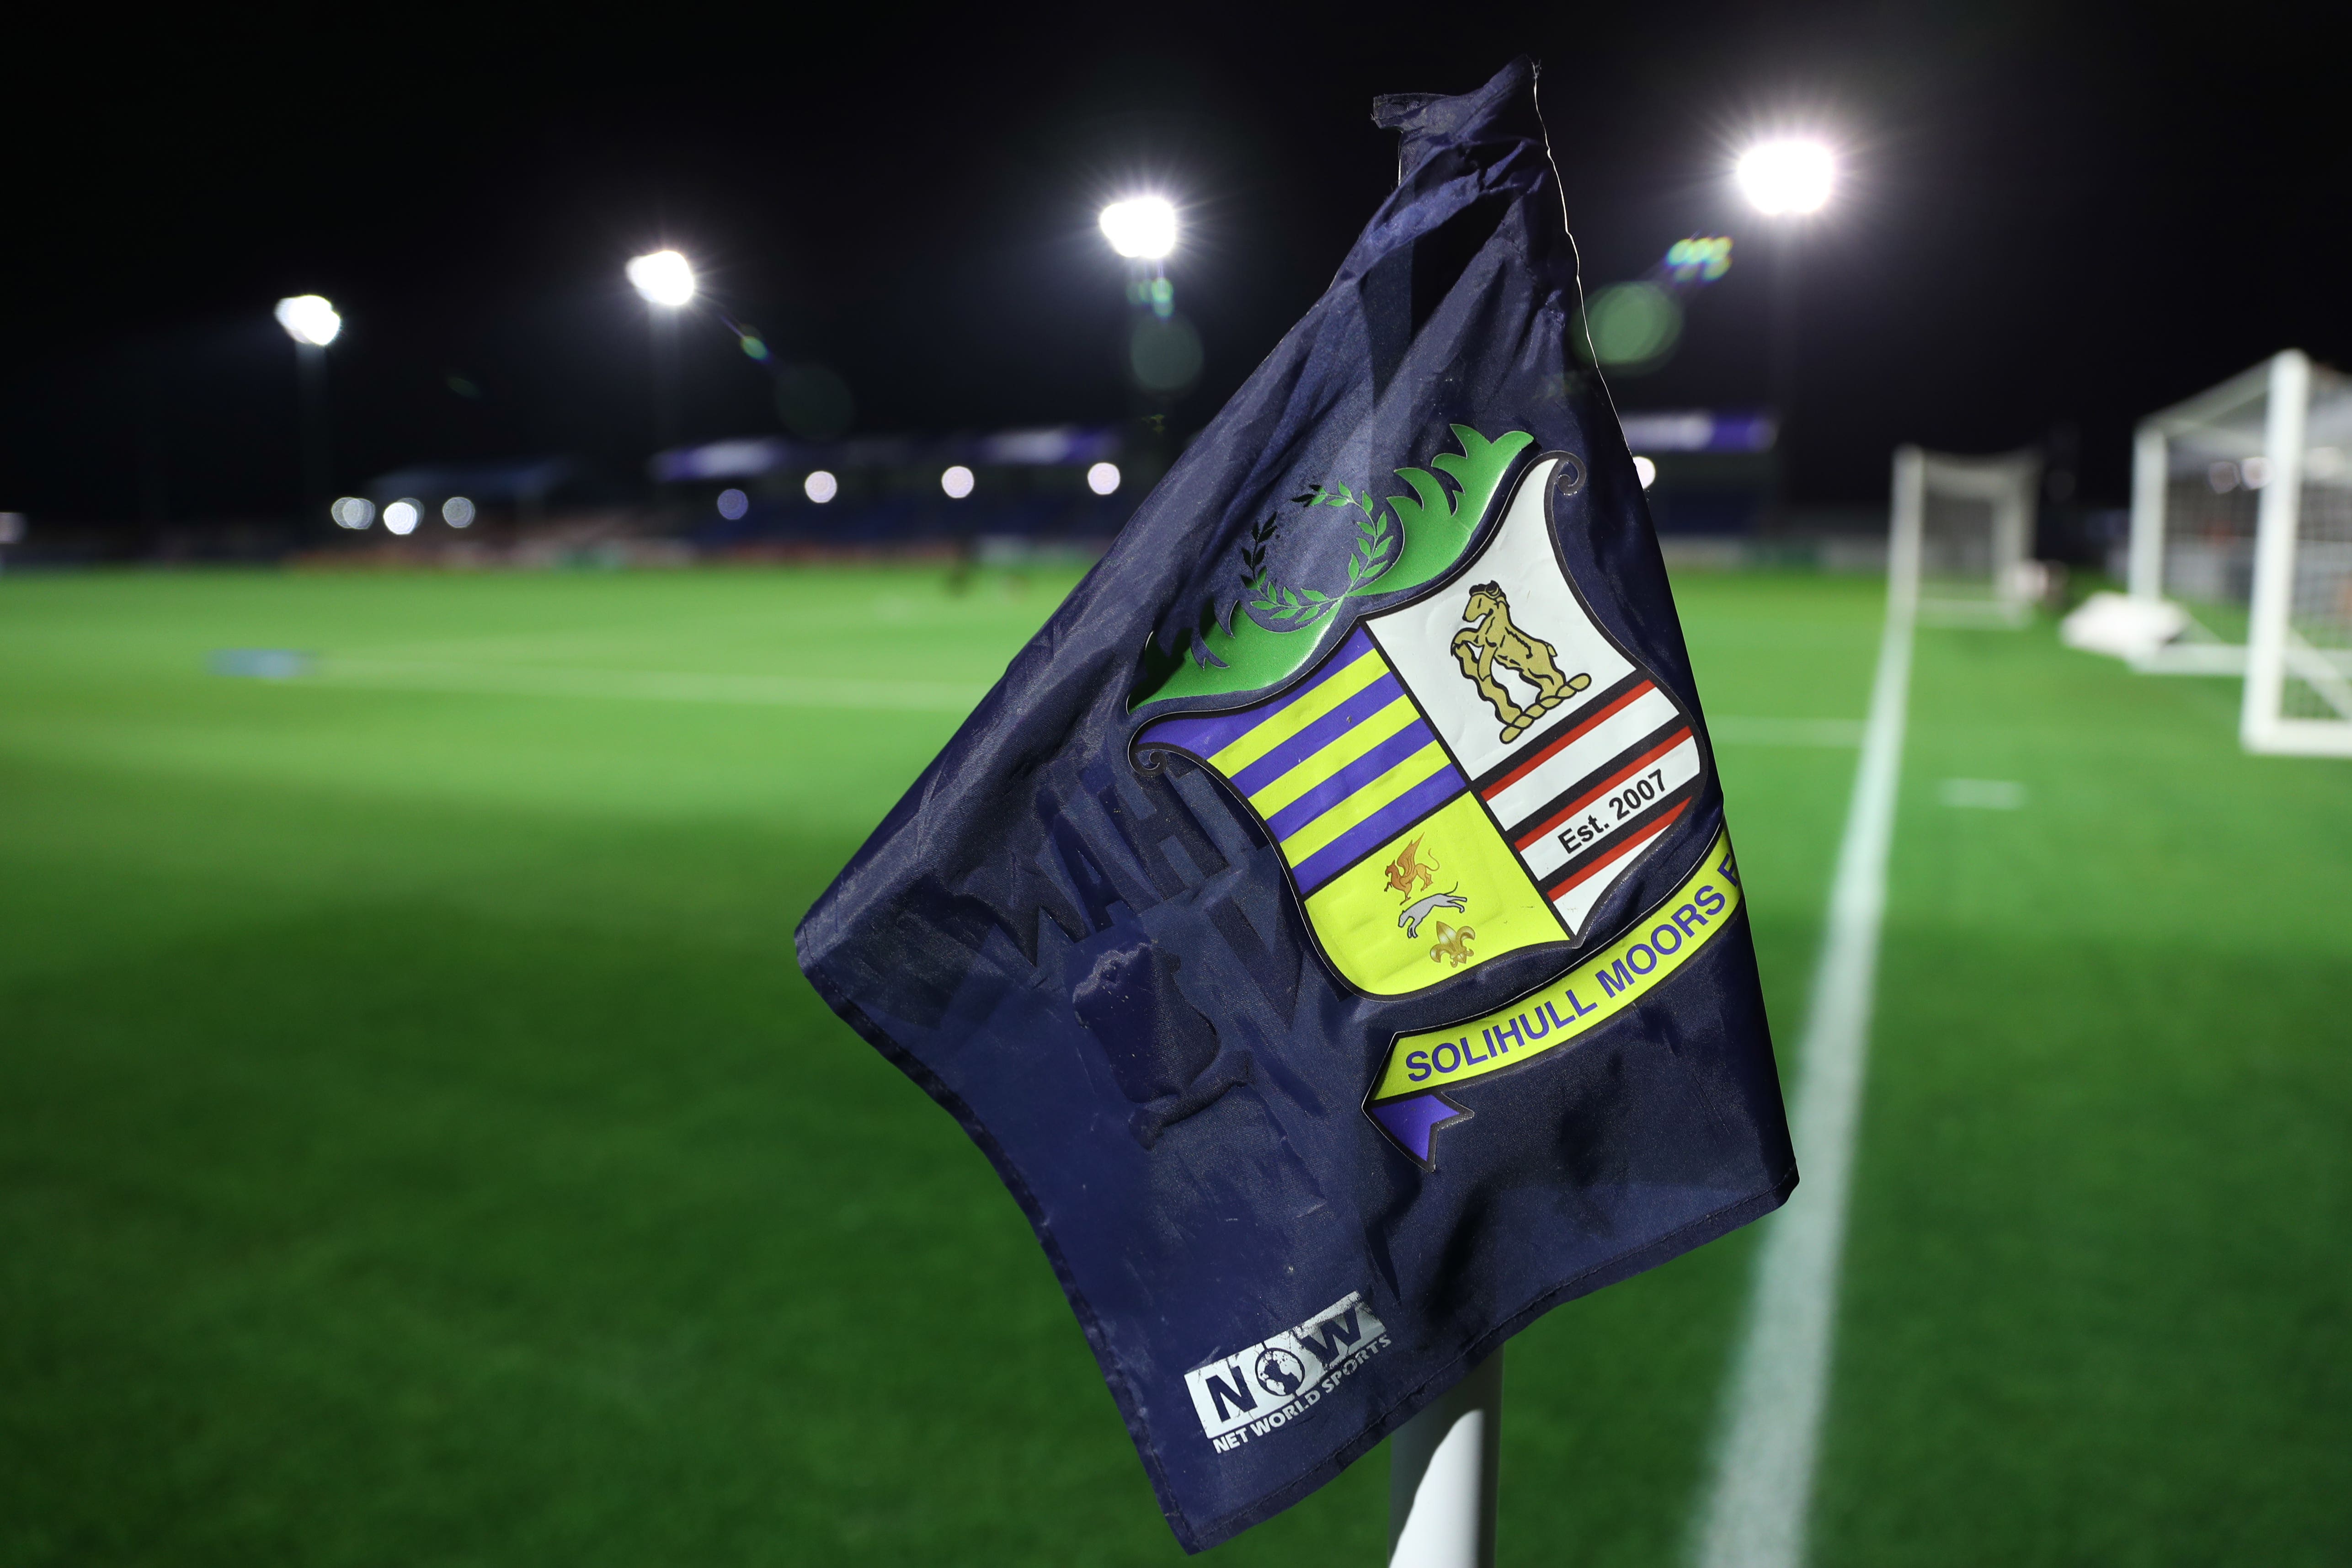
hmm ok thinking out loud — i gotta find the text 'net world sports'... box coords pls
[795,58,1797,1552]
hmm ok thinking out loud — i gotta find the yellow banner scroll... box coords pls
[1367,831,1743,1106]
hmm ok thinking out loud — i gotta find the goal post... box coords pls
[2122,354,2283,674]
[1889,445,2041,626]
[2241,351,2352,755]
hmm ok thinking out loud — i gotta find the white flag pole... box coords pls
[1387,1347,1502,1568]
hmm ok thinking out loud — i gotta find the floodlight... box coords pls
[940,464,975,499]
[1735,139,1836,215]
[1100,197,1178,260]
[275,295,341,347]
[1632,456,1658,490]
[1086,461,1121,496]
[804,469,838,504]
[716,487,750,520]
[383,498,421,535]
[331,496,375,529]
[626,249,697,307]
[442,496,476,528]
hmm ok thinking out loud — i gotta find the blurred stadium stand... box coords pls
[652,427,1158,559]
[0,414,2121,581]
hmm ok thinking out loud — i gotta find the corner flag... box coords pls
[796,57,1795,1552]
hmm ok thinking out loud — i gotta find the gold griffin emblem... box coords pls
[1451,581,1592,742]
[1383,837,1438,893]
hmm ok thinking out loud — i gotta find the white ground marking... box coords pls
[1690,598,1915,1568]
[310,659,987,713]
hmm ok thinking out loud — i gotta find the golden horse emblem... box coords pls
[1451,581,1591,742]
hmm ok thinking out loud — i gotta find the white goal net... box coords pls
[2123,351,2352,753]
[1889,446,2041,625]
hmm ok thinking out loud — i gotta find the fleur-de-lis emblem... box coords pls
[1427,920,1476,967]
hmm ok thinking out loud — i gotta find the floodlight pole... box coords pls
[295,341,331,523]
[650,309,683,459]
[1388,1349,1502,1568]
[626,251,696,484]
[1768,228,1799,448]
[1735,138,1836,512]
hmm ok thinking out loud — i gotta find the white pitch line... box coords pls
[1690,595,1915,1568]
[310,659,988,713]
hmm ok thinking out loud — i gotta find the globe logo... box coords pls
[1254,1348,1306,1398]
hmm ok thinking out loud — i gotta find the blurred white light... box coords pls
[1086,461,1121,496]
[716,486,750,520]
[331,496,376,529]
[2240,455,2273,490]
[442,496,476,528]
[2206,460,2239,493]
[1632,455,1658,489]
[804,469,838,504]
[383,498,421,535]
[626,249,696,308]
[941,464,975,499]
[1735,140,1836,216]
[0,512,24,546]
[274,294,341,347]
[1099,197,1178,260]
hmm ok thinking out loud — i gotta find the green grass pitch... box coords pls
[0,564,2344,1565]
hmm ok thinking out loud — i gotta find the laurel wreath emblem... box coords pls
[1237,481,1402,631]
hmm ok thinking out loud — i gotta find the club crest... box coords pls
[1133,443,1707,997]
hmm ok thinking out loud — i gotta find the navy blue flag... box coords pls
[796,58,1796,1552]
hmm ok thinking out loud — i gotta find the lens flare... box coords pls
[804,470,838,504]
[1128,315,1204,393]
[1087,462,1121,496]
[716,487,750,520]
[940,465,976,499]
[331,496,375,529]
[1585,283,1682,370]
[1664,237,1733,283]
[441,496,476,528]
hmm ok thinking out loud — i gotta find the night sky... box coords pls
[7,1,2345,525]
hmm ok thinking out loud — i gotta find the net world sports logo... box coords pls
[1184,1292,1392,1452]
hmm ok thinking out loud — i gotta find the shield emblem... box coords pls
[1135,453,1707,997]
